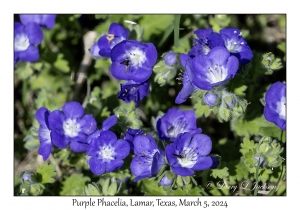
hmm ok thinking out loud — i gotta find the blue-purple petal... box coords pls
[101,115,117,131]
[79,114,97,135]
[105,159,124,172]
[69,133,89,152]
[50,131,69,148]
[171,165,194,176]
[191,134,212,156]
[193,156,213,170]
[17,46,40,62]
[114,140,130,159]
[25,22,43,45]
[38,135,52,161]
[62,101,84,119]
[35,107,50,128]
[88,156,105,175]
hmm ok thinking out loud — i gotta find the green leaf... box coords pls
[95,14,108,19]
[99,178,110,195]
[60,174,90,195]
[234,85,247,97]
[232,115,274,138]
[209,15,231,32]
[240,137,257,156]
[277,42,286,54]
[211,167,229,179]
[36,163,57,184]
[107,179,118,195]
[54,53,70,73]
[139,15,174,41]
[194,101,212,118]
[234,161,249,181]
[259,127,286,143]
[84,183,101,196]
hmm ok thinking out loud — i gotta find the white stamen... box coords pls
[177,147,197,168]
[99,144,116,162]
[126,47,146,67]
[39,127,51,144]
[276,97,286,120]
[234,31,237,34]
[63,118,81,137]
[14,33,30,52]
[206,63,228,84]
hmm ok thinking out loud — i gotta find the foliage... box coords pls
[14,14,286,196]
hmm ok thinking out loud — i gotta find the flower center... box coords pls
[276,96,286,120]
[206,63,228,84]
[63,118,81,138]
[176,147,197,168]
[39,127,51,144]
[125,47,146,67]
[98,144,116,162]
[14,33,30,52]
[224,31,244,53]
[167,118,188,138]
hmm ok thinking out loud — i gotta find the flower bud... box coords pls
[204,92,218,106]
[164,52,177,66]
[223,95,235,108]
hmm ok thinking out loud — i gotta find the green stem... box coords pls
[174,15,181,48]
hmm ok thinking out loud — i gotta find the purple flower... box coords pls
[35,107,52,161]
[48,101,97,152]
[87,131,130,175]
[263,82,286,130]
[21,173,32,182]
[160,175,173,186]
[166,132,213,176]
[164,52,177,66]
[220,28,253,65]
[14,22,43,63]
[110,40,157,83]
[20,14,57,29]
[86,115,117,144]
[89,42,102,58]
[117,80,150,107]
[124,128,144,151]
[130,134,164,182]
[97,23,129,58]
[156,108,202,141]
[175,54,199,104]
[192,46,239,90]
[204,92,218,106]
[188,28,223,58]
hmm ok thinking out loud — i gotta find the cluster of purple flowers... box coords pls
[90,23,157,107]
[175,27,253,105]
[35,102,217,181]
[14,14,56,64]
[35,101,130,175]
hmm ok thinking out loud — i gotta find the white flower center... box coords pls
[63,118,81,137]
[40,127,51,144]
[98,144,116,162]
[225,39,244,53]
[126,47,146,67]
[206,63,228,84]
[177,147,197,168]
[167,118,188,138]
[15,33,30,52]
[276,96,286,120]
